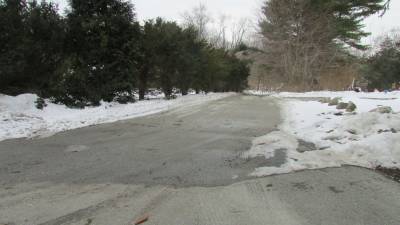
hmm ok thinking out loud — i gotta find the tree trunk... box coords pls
[139,67,149,101]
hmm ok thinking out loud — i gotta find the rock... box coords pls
[370,106,393,114]
[322,135,342,141]
[378,128,398,134]
[328,97,341,106]
[334,112,343,116]
[319,98,331,104]
[346,101,357,112]
[35,97,47,110]
[347,129,357,135]
[65,145,89,153]
[297,139,317,153]
[378,129,391,134]
[336,102,349,110]
[115,95,135,104]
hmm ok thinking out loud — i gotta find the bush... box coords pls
[235,43,248,52]
[115,94,136,104]
[165,94,178,100]
[35,97,47,110]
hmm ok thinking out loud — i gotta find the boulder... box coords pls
[346,101,357,112]
[35,97,47,110]
[336,102,349,110]
[297,139,318,153]
[328,97,341,106]
[319,98,331,104]
[347,129,357,135]
[370,106,393,114]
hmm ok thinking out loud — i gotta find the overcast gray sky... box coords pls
[53,0,399,44]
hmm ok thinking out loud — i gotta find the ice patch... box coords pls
[243,131,298,159]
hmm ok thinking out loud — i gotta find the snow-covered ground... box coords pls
[245,90,400,176]
[0,92,234,141]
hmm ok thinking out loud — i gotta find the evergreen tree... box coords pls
[176,26,205,95]
[0,0,64,95]
[225,55,250,92]
[206,48,229,92]
[148,19,183,99]
[310,0,386,50]
[137,19,162,100]
[0,1,250,104]
[25,0,65,97]
[0,0,28,95]
[60,0,140,105]
[363,38,400,90]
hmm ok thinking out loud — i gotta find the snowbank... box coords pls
[0,93,234,141]
[245,91,400,176]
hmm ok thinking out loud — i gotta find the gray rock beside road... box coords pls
[370,106,393,114]
[346,101,357,112]
[328,97,341,106]
[334,101,356,112]
[297,139,318,153]
[336,102,349,110]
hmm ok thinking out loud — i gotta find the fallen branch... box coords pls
[133,214,149,225]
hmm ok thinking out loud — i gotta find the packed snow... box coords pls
[245,91,400,176]
[0,92,234,141]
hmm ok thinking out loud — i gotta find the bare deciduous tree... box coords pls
[181,3,212,40]
[260,0,346,90]
[259,0,388,91]
[230,18,250,49]
[182,3,255,50]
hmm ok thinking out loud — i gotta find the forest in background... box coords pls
[0,0,250,107]
[1,0,399,106]
[252,0,398,92]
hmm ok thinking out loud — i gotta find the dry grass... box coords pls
[239,50,363,92]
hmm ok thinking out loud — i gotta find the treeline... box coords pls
[362,35,400,90]
[258,0,389,91]
[0,0,250,107]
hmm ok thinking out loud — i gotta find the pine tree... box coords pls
[60,0,140,105]
[0,0,64,95]
[141,18,184,99]
[25,0,65,97]
[310,0,386,50]
[176,26,205,95]
[137,19,162,100]
[0,0,28,94]
[225,55,250,92]
[363,37,400,90]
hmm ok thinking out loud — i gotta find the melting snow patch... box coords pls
[243,131,298,159]
[245,91,400,177]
